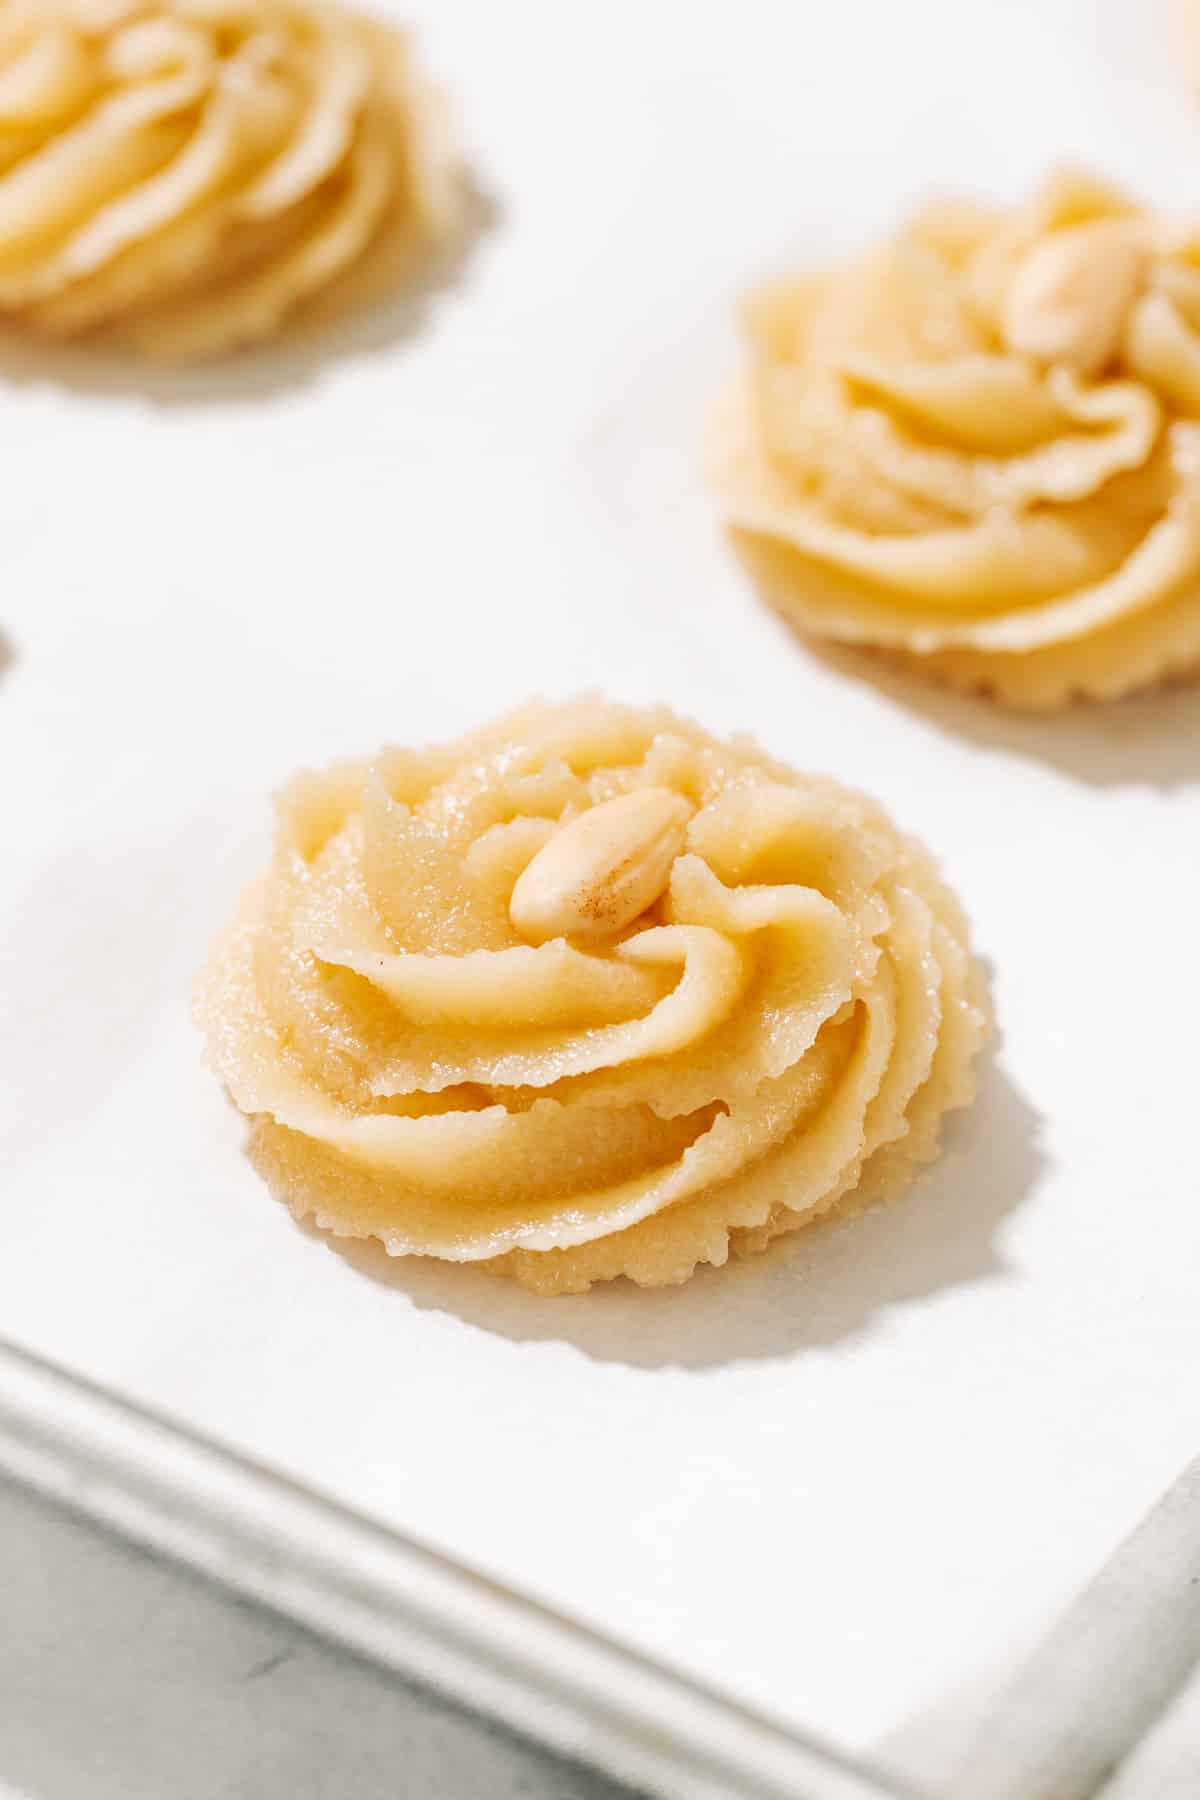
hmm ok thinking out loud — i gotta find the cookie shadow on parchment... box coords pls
[0,176,497,410]
[311,1025,1045,1373]
[799,636,1200,791]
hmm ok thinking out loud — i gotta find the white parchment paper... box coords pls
[2,0,1198,1778]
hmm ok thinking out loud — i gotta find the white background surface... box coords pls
[1,0,1199,1788]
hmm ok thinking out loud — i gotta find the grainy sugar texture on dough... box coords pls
[0,0,461,356]
[196,702,988,1294]
[720,167,1200,707]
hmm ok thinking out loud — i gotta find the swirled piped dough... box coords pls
[720,168,1200,706]
[0,0,460,356]
[196,701,988,1293]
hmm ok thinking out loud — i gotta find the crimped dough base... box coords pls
[735,528,1200,711]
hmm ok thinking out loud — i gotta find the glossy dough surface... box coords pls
[0,0,459,355]
[196,701,988,1293]
[721,168,1200,706]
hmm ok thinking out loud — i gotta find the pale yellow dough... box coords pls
[196,701,988,1293]
[721,168,1200,706]
[0,0,460,356]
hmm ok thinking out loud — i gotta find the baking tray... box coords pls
[2,2,1199,1796]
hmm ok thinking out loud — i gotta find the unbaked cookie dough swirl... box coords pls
[0,0,460,355]
[196,701,988,1293]
[721,168,1200,706]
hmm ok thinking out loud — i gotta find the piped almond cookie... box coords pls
[719,168,1200,707]
[196,700,988,1292]
[0,0,463,356]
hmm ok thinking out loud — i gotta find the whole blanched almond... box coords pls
[1003,222,1148,376]
[509,787,692,943]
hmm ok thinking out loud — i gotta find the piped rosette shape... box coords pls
[0,0,459,355]
[721,169,1200,705]
[197,701,988,1292]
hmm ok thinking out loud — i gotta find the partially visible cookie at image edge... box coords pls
[719,167,1200,708]
[0,0,462,357]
